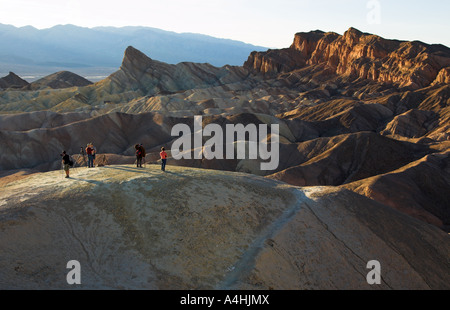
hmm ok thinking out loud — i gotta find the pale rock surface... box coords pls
[0,165,448,289]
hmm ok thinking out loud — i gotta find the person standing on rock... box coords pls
[160,147,168,172]
[135,144,143,168]
[86,143,94,168]
[61,151,71,178]
[91,142,97,167]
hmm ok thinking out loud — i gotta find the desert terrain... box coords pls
[0,27,449,289]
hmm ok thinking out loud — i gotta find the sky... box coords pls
[0,0,449,48]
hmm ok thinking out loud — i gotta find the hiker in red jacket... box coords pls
[86,143,94,168]
[160,147,168,171]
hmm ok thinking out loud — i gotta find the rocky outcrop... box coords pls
[0,72,29,89]
[245,48,307,74]
[433,67,450,85]
[245,27,450,89]
[97,46,249,100]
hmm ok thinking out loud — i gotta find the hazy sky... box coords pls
[0,0,448,48]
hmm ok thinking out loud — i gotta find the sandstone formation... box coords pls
[0,165,448,289]
[433,67,450,85]
[92,46,250,105]
[245,27,450,89]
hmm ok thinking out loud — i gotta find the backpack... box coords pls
[140,146,146,157]
[69,155,74,167]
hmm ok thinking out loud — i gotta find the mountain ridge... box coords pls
[0,23,267,72]
[245,27,450,89]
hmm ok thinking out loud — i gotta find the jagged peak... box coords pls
[342,27,364,45]
[0,71,29,88]
[290,30,327,55]
[124,46,151,59]
[294,29,325,36]
[120,46,154,71]
[292,30,326,42]
[345,27,363,36]
[124,45,152,60]
[5,71,21,78]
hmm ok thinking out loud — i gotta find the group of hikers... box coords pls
[83,143,97,168]
[61,142,97,178]
[61,143,168,178]
[134,144,167,171]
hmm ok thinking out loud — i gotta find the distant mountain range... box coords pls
[0,23,267,79]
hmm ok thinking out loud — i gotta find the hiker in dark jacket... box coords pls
[140,143,146,166]
[135,144,143,168]
[61,151,71,178]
